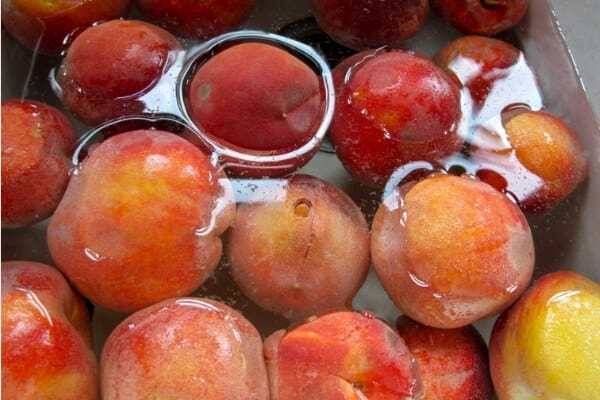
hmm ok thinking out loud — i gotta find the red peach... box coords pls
[135,0,255,40]
[1,99,77,228]
[100,297,268,399]
[434,35,521,106]
[56,19,181,126]
[47,129,236,312]
[432,0,529,36]
[311,0,429,50]
[329,49,463,187]
[489,271,600,399]
[1,261,98,399]
[1,0,130,55]
[371,173,535,328]
[187,42,324,153]
[264,310,423,399]
[225,174,370,321]
[396,315,493,399]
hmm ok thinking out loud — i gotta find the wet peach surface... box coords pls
[188,42,323,152]
[135,0,255,39]
[226,174,370,321]
[0,0,131,55]
[396,315,493,399]
[47,129,235,312]
[311,0,429,50]
[1,100,77,228]
[371,173,535,328]
[100,297,268,399]
[265,311,423,399]
[489,271,600,399]
[329,49,463,187]
[56,19,182,126]
[1,261,98,399]
[1,1,598,399]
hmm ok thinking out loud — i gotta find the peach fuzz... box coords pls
[371,173,535,329]
[500,110,587,214]
[489,270,600,400]
[187,42,323,153]
[47,129,235,313]
[1,261,98,399]
[1,99,77,228]
[56,19,181,126]
[396,316,493,399]
[225,174,370,321]
[311,0,429,50]
[264,310,423,399]
[100,297,268,400]
[1,0,130,55]
[135,0,255,39]
[329,49,463,188]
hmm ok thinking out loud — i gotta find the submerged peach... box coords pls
[1,99,77,228]
[396,315,493,399]
[2,261,98,399]
[47,129,235,313]
[489,271,600,399]
[371,173,535,328]
[56,19,181,126]
[226,174,370,321]
[188,42,323,153]
[101,297,269,399]
[329,49,463,187]
[264,310,423,399]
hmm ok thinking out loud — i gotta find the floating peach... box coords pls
[432,0,528,36]
[56,19,181,126]
[311,0,429,50]
[47,129,235,312]
[1,0,130,55]
[1,99,77,228]
[371,173,535,328]
[396,315,493,399]
[434,35,521,105]
[329,49,463,187]
[264,310,423,399]
[1,261,98,399]
[134,0,255,39]
[100,297,268,399]
[225,174,370,321]
[474,110,588,214]
[489,270,600,399]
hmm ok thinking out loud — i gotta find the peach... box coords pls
[47,129,236,312]
[187,42,324,154]
[329,49,463,187]
[225,174,370,321]
[489,271,600,399]
[264,310,423,399]
[56,19,181,126]
[473,110,588,214]
[434,35,521,106]
[432,0,529,36]
[135,0,255,40]
[311,0,429,50]
[1,99,77,228]
[100,297,268,399]
[1,261,98,399]
[1,0,130,55]
[396,315,493,399]
[371,173,535,328]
